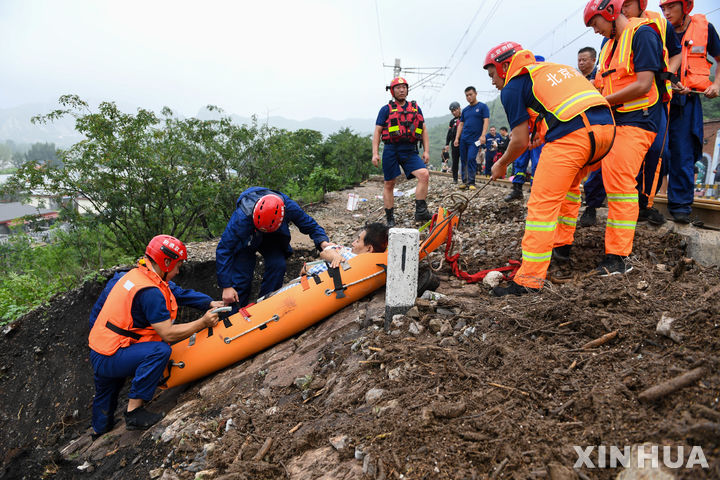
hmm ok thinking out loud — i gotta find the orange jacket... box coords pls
[595,17,668,113]
[680,14,712,91]
[88,263,177,356]
[505,49,609,144]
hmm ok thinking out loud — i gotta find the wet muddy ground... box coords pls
[1,175,718,479]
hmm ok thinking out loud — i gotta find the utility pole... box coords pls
[393,58,402,78]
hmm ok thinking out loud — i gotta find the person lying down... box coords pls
[257,223,389,301]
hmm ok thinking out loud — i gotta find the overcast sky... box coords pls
[1,0,718,120]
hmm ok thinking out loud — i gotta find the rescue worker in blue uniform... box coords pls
[372,77,433,226]
[453,86,490,189]
[88,235,223,436]
[216,187,331,309]
[660,0,720,223]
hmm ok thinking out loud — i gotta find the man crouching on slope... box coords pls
[88,235,223,436]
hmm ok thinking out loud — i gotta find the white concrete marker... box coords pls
[385,228,419,330]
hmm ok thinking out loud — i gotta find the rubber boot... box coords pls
[124,407,163,430]
[414,200,432,222]
[385,208,395,228]
[504,183,523,202]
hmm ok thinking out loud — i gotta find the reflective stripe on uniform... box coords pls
[607,218,637,230]
[565,192,581,203]
[525,220,557,231]
[522,250,553,262]
[558,216,577,226]
[607,193,637,202]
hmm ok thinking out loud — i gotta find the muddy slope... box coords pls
[1,176,719,480]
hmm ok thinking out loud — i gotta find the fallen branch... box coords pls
[638,367,707,403]
[288,422,303,434]
[252,437,274,461]
[488,382,529,397]
[490,457,509,479]
[581,330,618,349]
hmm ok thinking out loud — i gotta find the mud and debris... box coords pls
[1,175,718,479]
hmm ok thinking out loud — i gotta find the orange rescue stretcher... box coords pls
[161,207,458,388]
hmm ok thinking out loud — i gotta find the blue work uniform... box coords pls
[483,131,503,176]
[512,145,544,186]
[665,21,720,215]
[375,103,427,181]
[459,102,489,185]
[216,187,329,308]
[88,272,213,435]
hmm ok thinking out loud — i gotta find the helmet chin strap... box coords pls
[611,20,617,37]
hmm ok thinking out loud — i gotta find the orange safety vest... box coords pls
[505,49,610,145]
[88,262,177,356]
[679,14,712,91]
[595,17,669,113]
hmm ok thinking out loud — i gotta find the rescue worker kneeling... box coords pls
[88,235,223,436]
[484,42,616,296]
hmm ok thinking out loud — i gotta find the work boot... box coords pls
[385,208,395,228]
[595,254,633,276]
[468,185,477,190]
[638,207,666,225]
[414,200,433,222]
[458,183,468,190]
[504,183,524,202]
[124,407,163,431]
[491,281,540,297]
[671,211,690,224]
[577,207,597,227]
[552,244,571,263]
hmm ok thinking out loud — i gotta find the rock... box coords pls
[365,388,386,404]
[615,444,675,480]
[362,454,377,476]
[439,337,458,347]
[483,271,505,288]
[77,461,94,473]
[421,291,446,301]
[656,313,682,343]
[150,468,164,479]
[377,399,400,416]
[546,462,578,480]
[454,318,466,330]
[439,321,453,336]
[329,434,348,451]
[415,298,432,309]
[387,367,402,380]
[436,307,456,316]
[656,264,667,272]
[636,280,649,290]
[194,470,217,480]
[354,445,365,460]
[408,321,424,336]
[225,418,234,432]
[391,315,405,328]
[406,306,420,319]
[429,318,444,334]
[431,401,466,419]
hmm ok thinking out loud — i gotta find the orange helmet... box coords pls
[386,77,409,96]
[658,0,692,14]
[253,194,285,233]
[584,0,624,26]
[483,41,523,80]
[145,235,187,272]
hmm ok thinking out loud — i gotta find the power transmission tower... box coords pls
[383,58,448,105]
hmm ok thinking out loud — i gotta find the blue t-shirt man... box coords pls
[456,88,490,184]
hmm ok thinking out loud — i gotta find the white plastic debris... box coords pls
[482,271,504,288]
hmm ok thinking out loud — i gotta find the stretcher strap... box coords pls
[327,266,346,299]
[300,275,310,291]
[443,225,521,283]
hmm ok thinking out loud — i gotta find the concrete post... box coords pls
[384,228,419,330]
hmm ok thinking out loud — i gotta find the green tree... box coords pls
[25,142,61,167]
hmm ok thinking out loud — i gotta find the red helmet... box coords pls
[483,41,523,80]
[145,235,187,273]
[387,77,409,96]
[584,0,624,26]
[253,194,285,233]
[658,0,692,14]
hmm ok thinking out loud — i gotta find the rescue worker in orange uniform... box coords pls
[622,0,682,225]
[484,42,616,296]
[586,0,666,271]
[372,77,433,226]
[659,0,720,223]
[88,235,223,435]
